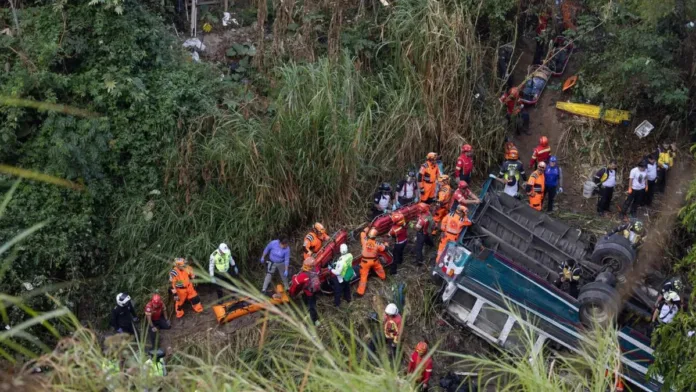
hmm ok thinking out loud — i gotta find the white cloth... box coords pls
[629,167,647,190]
[398,182,416,199]
[377,194,391,210]
[503,175,519,197]
[602,170,616,188]
[646,162,657,181]
[330,253,352,283]
[658,303,678,324]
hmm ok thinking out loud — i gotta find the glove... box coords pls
[558,187,563,193]
[284,269,288,277]
[132,317,139,322]
[151,326,158,333]
[211,277,216,284]
[170,288,176,294]
[173,295,179,302]
[234,266,239,275]
[260,257,265,264]
[392,204,397,211]
[116,328,123,333]
[383,209,388,214]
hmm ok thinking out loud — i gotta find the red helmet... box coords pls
[461,144,473,153]
[458,180,468,189]
[151,294,162,304]
[415,341,428,355]
[391,212,405,224]
[539,136,549,147]
[509,87,520,98]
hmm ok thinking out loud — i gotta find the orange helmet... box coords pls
[418,202,430,214]
[151,294,162,304]
[368,228,379,239]
[508,150,519,160]
[509,87,520,98]
[456,205,468,215]
[391,212,405,225]
[313,222,326,234]
[415,341,428,355]
[302,257,316,271]
[426,152,437,161]
[174,258,187,268]
[539,136,549,147]
[461,144,473,153]
[458,180,468,189]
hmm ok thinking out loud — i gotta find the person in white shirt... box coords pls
[593,159,617,216]
[652,291,680,325]
[622,160,647,218]
[395,171,418,206]
[329,244,353,307]
[644,153,658,206]
[371,183,393,219]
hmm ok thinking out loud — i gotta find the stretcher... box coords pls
[212,284,290,324]
[520,65,552,105]
[555,102,631,125]
[548,36,573,77]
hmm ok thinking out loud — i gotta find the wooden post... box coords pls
[224,0,228,12]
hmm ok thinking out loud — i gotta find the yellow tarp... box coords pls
[555,102,631,125]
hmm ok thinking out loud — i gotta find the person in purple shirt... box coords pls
[260,235,291,292]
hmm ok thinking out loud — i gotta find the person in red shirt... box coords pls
[384,303,402,359]
[500,87,530,135]
[144,294,171,348]
[455,144,474,183]
[289,257,321,326]
[414,203,434,265]
[450,180,481,212]
[407,341,433,391]
[388,212,408,275]
[529,136,551,169]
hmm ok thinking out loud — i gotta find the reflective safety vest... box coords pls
[419,163,439,185]
[384,314,402,343]
[101,358,120,375]
[170,266,195,289]
[437,185,452,204]
[212,250,231,272]
[147,359,166,377]
[442,213,471,236]
[623,230,642,246]
[527,172,545,195]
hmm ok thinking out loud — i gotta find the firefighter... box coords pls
[396,170,418,206]
[303,222,330,260]
[260,236,291,293]
[496,164,522,199]
[652,291,680,326]
[553,259,582,297]
[500,87,529,135]
[372,182,394,219]
[621,161,647,218]
[414,203,435,265]
[388,212,408,275]
[432,175,452,232]
[645,153,658,206]
[450,180,481,212]
[499,147,526,181]
[455,144,474,183]
[144,294,171,348]
[655,277,684,309]
[657,142,675,193]
[209,243,239,303]
[110,293,138,335]
[384,303,402,359]
[529,136,551,169]
[357,227,388,296]
[407,341,434,392]
[437,205,472,260]
[289,257,322,327]
[605,220,645,249]
[544,156,563,212]
[329,244,353,307]
[526,161,546,211]
[593,159,617,216]
[169,258,203,318]
[418,153,441,204]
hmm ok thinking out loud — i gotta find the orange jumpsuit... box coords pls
[432,183,452,232]
[357,231,387,296]
[527,171,545,211]
[302,231,329,260]
[418,162,440,203]
[169,265,203,318]
[437,212,472,260]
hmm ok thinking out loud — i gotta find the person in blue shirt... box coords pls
[260,235,291,293]
[544,156,563,212]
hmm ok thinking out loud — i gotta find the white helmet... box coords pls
[385,303,398,316]
[219,243,230,254]
[116,293,131,307]
[339,244,348,255]
[665,291,680,302]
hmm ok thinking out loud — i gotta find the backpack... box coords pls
[307,271,321,294]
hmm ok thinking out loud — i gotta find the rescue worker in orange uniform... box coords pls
[450,180,481,212]
[437,205,472,261]
[407,341,434,391]
[455,144,474,183]
[357,227,388,296]
[388,212,408,275]
[529,136,551,169]
[526,161,546,211]
[169,258,203,318]
[303,222,329,260]
[432,175,452,233]
[384,303,402,359]
[418,153,441,204]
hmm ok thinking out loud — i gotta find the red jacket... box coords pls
[451,188,472,207]
[289,271,314,297]
[389,223,408,244]
[144,300,164,321]
[415,213,431,234]
[407,351,433,385]
[530,144,551,167]
[455,154,473,180]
